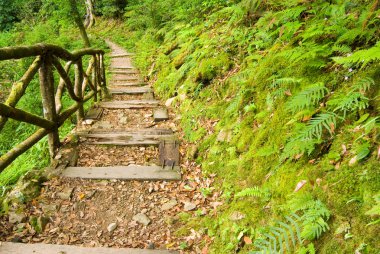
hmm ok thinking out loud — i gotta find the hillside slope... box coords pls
[97,1,380,253]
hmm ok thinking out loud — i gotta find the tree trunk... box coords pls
[84,0,96,29]
[68,0,91,47]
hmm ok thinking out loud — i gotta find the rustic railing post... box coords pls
[74,59,85,123]
[92,55,98,102]
[39,54,60,157]
[100,53,107,99]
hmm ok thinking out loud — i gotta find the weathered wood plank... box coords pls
[110,53,135,58]
[85,108,103,120]
[98,100,159,109]
[153,108,169,122]
[110,87,152,94]
[110,70,139,75]
[62,165,181,180]
[79,133,176,146]
[75,128,173,135]
[110,82,148,87]
[159,140,180,167]
[113,78,142,82]
[110,66,135,70]
[0,242,178,254]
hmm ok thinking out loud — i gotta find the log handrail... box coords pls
[0,43,107,172]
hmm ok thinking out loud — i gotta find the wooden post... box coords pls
[74,59,85,123]
[100,53,107,99]
[39,54,60,157]
[92,55,98,102]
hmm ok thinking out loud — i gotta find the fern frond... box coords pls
[333,42,380,67]
[235,186,270,199]
[299,112,337,140]
[351,77,375,93]
[286,83,328,113]
[253,213,302,253]
[270,77,302,89]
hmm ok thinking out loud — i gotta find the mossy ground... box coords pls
[91,1,379,252]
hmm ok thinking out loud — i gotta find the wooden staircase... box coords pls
[0,42,180,253]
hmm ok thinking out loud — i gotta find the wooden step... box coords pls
[111,82,148,87]
[62,165,181,180]
[78,132,177,146]
[76,128,174,135]
[110,53,135,58]
[110,66,135,70]
[110,87,152,94]
[0,242,178,254]
[113,78,142,82]
[98,100,159,109]
[110,70,139,75]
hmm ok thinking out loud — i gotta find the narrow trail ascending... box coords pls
[0,41,215,253]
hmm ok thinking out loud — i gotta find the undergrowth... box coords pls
[94,0,380,252]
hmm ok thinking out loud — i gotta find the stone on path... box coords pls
[8,212,26,224]
[161,200,178,211]
[132,213,151,226]
[107,222,117,233]
[183,202,196,211]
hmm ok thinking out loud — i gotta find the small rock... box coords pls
[57,187,74,200]
[40,203,57,215]
[107,223,117,233]
[8,212,26,224]
[119,117,128,124]
[230,211,246,221]
[161,200,178,211]
[165,97,176,107]
[144,113,153,118]
[132,213,151,226]
[183,202,196,211]
[82,119,94,125]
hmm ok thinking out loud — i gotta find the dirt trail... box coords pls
[0,41,217,253]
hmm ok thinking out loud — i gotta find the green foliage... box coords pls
[286,83,328,113]
[235,186,270,201]
[333,43,380,67]
[250,214,302,254]
[366,193,380,226]
[288,194,330,241]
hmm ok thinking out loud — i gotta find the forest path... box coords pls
[0,41,204,253]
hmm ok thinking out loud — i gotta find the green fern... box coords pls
[288,194,331,241]
[327,77,374,116]
[235,186,270,200]
[366,193,380,226]
[250,213,302,254]
[333,42,380,67]
[299,112,337,140]
[286,83,328,113]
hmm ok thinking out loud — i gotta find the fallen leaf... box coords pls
[243,236,252,245]
[294,180,307,192]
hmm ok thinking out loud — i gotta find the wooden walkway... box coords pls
[1,42,180,253]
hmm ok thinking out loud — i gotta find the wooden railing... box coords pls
[0,44,107,171]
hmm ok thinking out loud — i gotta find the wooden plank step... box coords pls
[110,87,152,94]
[98,100,159,109]
[113,78,142,82]
[0,242,178,254]
[79,133,177,146]
[110,82,148,87]
[110,66,135,70]
[76,128,173,135]
[153,107,169,122]
[110,53,135,58]
[85,108,103,120]
[110,70,139,75]
[62,165,181,180]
